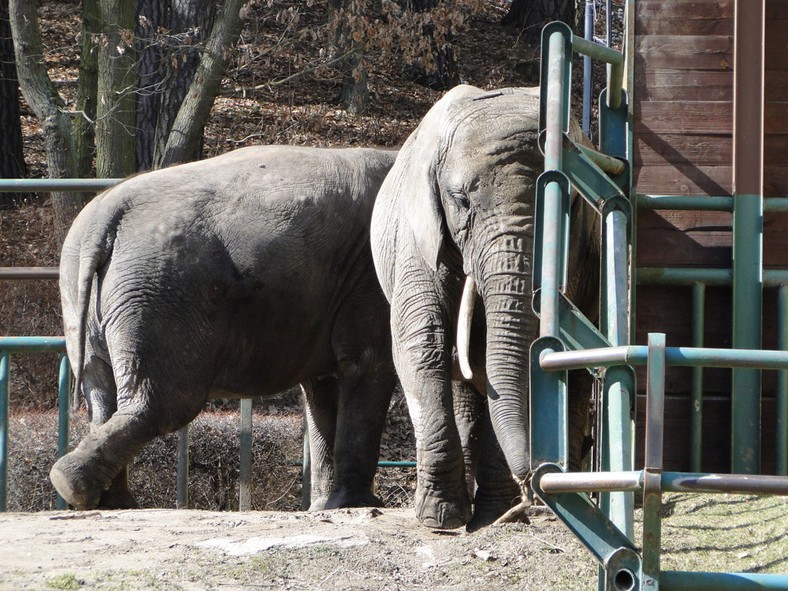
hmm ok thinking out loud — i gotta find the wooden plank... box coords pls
[635,102,732,135]
[634,70,732,101]
[765,104,788,134]
[634,35,733,71]
[634,164,732,196]
[634,134,732,167]
[636,209,732,266]
[765,72,788,101]
[635,2,732,36]
[764,210,788,261]
[634,395,780,473]
[765,166,788,197]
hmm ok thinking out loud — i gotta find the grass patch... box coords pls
[46,573,81,590]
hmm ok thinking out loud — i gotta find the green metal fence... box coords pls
[531,18,788,591]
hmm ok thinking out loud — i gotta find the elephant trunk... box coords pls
[477,240,536,484]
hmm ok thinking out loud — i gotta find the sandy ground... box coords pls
[3,493,787,591]
[0,506,597,591]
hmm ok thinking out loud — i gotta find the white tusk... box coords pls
[457,275,476,381]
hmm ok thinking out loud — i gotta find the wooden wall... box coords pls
[631,0,788,473]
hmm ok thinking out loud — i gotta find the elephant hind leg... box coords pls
[321,290,396,511]
[51,370,207,510]
[302,376,340,511]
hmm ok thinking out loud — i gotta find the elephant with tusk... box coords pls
[371,84,600,529]
[51,145,399,512]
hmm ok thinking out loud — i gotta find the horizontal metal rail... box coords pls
[637,193,788,212]
[571,34,623,109]
[0,178,121,192]
[540,469,788,496]
[540,344,788,372]
[638,267,788,287]
[0,267,59,280]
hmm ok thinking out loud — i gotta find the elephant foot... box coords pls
[98,486,139,510]
[50,450,113,511]
[414,487,472,530]
[323,488,383,510]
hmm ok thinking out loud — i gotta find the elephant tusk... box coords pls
[457,275,476,381]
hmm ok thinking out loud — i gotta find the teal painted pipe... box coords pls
[239,398,252,511]
[637,194,788,212]
[779,285,788,475]
[0,352,8,511]
[691,283,706,472]
[570,35,623,110]
[662,471,788,495]
[56,355,71,510]
[661,571,788,591]
[0,336,66,353]
[539,28,568,339]
[638,267,788,287]
[732,193,763,474]
[540,344,788,372]
[0,178,121,192]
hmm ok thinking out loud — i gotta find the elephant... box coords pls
[370,84,599,529]
[50,145,399,512]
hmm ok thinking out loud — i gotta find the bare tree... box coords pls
[502,0,576,42]
[9,0,82,242]
[96,0,137,179]
[136,0,219,170]
[0,0,26,207]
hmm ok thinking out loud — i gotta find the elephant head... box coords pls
[371,84,598,528]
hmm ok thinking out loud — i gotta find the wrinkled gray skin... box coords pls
[371,85,599,529]
[51,145,398,512]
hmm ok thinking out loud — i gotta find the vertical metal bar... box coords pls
[0,351,9,512]
[582,0,593,137]
[239,398,253,511]
[599,208,635,544]
[176,425,189,509]
[604,210,629,347]
[691,283,706,473]
[56,354,71,510]
[731,0,764,475]
[642,333,666,588]
[778,285,788,475]
[540,29,568,339]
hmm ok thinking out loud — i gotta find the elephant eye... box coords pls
[450,191,470,210]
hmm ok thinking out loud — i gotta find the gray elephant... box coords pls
[51,145,398,512]
[370,85,599,529]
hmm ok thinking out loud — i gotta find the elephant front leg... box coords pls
[392,295,471,529]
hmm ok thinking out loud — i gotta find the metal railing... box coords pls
[531,18,788,591]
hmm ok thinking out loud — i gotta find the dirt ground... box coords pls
[3,492,788,591]
[0,506,598,591]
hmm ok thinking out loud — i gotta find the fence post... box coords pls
[238,398,252,510]
[0,351,9,511]
[56,354,72,509]
[176,425,189,509]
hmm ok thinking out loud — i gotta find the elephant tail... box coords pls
[60,191,125,400]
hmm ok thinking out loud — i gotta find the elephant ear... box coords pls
[394,84,480,271]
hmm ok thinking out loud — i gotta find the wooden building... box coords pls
[631,0,788,473]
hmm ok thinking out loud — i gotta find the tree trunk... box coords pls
[136,0,216,170]
[502,0,576,43]
[328,0,369,115]
[75,0,100,178]
[9,0,82,243]
[157,0,245,167]
[135,0,167,171]
[95,0,137,178]
[0,0,27,207]
[402,0,459,91]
